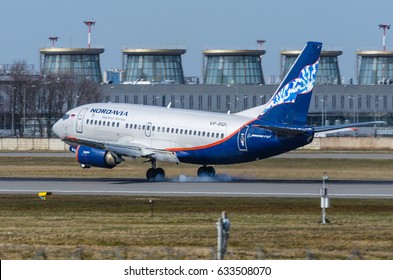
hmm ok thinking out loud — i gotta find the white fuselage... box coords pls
[57,103,253,151]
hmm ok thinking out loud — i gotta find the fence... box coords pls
[1,137,393,151]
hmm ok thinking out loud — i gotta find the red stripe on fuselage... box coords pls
[166,118,256,152]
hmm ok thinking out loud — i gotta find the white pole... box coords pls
[216,217,223,260]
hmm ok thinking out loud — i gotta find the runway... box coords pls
[0,177,393,198]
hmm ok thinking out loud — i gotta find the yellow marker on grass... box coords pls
[38,192,52,200]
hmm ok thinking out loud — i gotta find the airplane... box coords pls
[52,41,384,181]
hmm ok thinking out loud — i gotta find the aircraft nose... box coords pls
[52,119,64,139]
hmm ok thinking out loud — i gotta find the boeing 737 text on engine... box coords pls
[52,41,382,181]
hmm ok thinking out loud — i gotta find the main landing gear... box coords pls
[197,165,216,177]
[146,159,165,181]
[145,160,216,181]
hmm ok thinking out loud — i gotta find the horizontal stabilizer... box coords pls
[253,124,313,137]
[314,121,386,133]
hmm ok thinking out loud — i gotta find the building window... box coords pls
[208,95,212,110]
[134,95,139,104]
[180,95,185,108]
[332,95,336,109]
[252,96,257,107]
[198,95,203,110]
[314,95,319,109]
[340,95,345,109]
[358,96,362,109]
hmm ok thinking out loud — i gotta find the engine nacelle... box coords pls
[76,145,121,169]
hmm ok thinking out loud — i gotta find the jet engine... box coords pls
[76,145,122,169]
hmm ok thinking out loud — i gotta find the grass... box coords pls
[1,195,393,260]
[1,155,393,259]
[1,156,393,179]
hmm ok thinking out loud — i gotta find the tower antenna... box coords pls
[84,20,96,48]
[379,24,390,51]
[48,36,58,48]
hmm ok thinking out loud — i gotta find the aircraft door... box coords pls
[237,125,249,152]
[76,108,88,133]
[145,122,152,137]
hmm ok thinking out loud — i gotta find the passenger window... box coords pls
[193,131,197,136]
[103,121,106,126]
[171,128,174,133]
[184,129,188,135]
[167,128,170,133]
[117,123,120,128]
[98,121,102,126]
[138,125,141,130]
[142,125,146,130]
[94,120,98,125]
[207,132,210,137]
[198,131,201,136]
[157,127,160,132]
[221,133,224,138]
[134,124,137,129]
[216,133,219,138]
[152,126,155,132]
[112,122,115,127]
[175,129,179,134]
[86,119,89,124]
[189,130,192,135]
[202,132,205,137]
[126,123,128,128]
[107,122,110,127]
[90,120,93,125]
[180,129,183,134]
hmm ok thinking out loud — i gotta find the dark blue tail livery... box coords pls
[259,41,322,125]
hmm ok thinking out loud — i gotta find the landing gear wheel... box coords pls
[197,166,216,177]
[146,167,166,181]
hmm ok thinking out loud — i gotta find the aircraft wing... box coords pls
[313,121,386,133]
[63,136,179,163]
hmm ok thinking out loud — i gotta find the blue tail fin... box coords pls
[259,41,322,125]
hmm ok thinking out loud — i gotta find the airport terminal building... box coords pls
[1,44,393,137]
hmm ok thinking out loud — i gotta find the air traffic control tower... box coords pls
[122,49,186,84]
[357,50,393,84]
[281,50,342,84]
[203,49,265,85]
[40,48,104,83]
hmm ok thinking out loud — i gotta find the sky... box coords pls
[1,0,393,82]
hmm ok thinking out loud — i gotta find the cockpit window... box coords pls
[62,114,70,120]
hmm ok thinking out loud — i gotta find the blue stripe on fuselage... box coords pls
[175,119,313,165]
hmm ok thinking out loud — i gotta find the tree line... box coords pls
[0,61,102,138]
